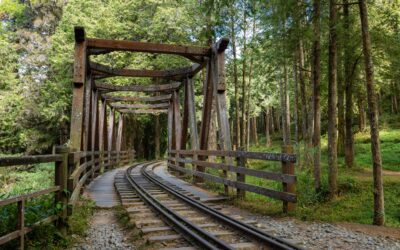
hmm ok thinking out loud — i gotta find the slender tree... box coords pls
[312,0,322,191]
[240,5,247,150]
[358,0,385,226]
[328,0,338,199]
[343,0,355,168]
[281,63,291,146]
[230,6,240,150]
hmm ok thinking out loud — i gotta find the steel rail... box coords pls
[125,162,235,250]
[142,162,303,250]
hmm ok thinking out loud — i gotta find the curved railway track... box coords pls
[114,161,302,250]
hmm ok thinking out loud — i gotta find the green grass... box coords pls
[0,163,95,249]
[354,129,400,171]
[200,128,400,228]
[0,163,55,198]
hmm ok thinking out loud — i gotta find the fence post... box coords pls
[282,145,295,213]
[17,200,24,250]
[67,149,77,215]
[236,154,245,199]
[221,156,229,196]
[100,151,104,174]
[55,146,69,235]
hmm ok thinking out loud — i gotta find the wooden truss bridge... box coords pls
[0,27,298,249]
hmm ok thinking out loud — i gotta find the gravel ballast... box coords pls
[222,204,400,250]
[72,210,134,250]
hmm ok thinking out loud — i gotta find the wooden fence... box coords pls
[0,147,135,249]
[168,145,296,213]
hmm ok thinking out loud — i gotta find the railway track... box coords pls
[114,161,302,250]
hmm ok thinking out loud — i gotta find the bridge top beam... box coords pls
[90,62,205,80]
[118,109,168,114]
[95,82,181,93]
[86,38,211,57]
[102,94,171,103]
[110,103,169,109]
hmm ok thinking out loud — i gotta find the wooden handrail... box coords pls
[169,157,296,184]
[168,147,297,213]
[0,155,63,167]
[0,186,60,206]
[169,149,296,163]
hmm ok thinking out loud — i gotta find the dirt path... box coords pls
[71,209,134,250]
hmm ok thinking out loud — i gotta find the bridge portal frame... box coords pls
[70,26,232,182]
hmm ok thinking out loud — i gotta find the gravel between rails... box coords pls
[71,209,134,250]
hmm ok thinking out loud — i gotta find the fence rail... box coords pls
[68,150,135,207]
[168,146,296,212]
[0,147,135,249]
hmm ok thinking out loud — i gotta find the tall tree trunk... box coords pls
[271,107,276,133]
[344,0,355,168]
[293,59,300,164]
[392,81,398,114]
[281,63,291,146]
[312,0,322,190]
[298,40,308,149]
[358,0,384,226]
[251,117,258,145]
[265,108,272,147]
[338,52,345,156]
[359,99,367,132]
[392,94,398,114]
[240,7,247,150]
[246,12,256,150]
[231,10,240,150]
[328,0,338,199]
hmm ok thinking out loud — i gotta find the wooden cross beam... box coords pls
[86,38,211,57]
[95,82,181,93]
[118,109,168,114]
[102,94,172,102]
[110,103,170,109]
[90,62,203,79]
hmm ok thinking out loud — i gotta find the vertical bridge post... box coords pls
[70,26,86,152]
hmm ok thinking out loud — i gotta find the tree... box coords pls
[312,0,322,191]
[358,0,385,226]
[328,0,338,199]
[343,0,356,168]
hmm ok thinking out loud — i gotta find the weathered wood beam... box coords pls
[186,78,199,150]
[90,89,99,151]
[90,62,168,78]
[82,76,93,151]
[183,55,206,64]
[215,37,230,53]
[116,114,124,152]
[86,38,211,56]
[74,26,85,43]
[181,80,189,150]
[212,42,232,151]
[102,94,172,102]
[118,109,168,114]
[172,90,182,152]
[107,108,115,152]
[95,82,181,93]
[90,62,201,79]
[98,99,106,153]
[110,103,169,109]
[167,103,173,151]
[70,27,86,151]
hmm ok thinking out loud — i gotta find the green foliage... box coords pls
[67,198,94,236]
[231,129,400,228]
